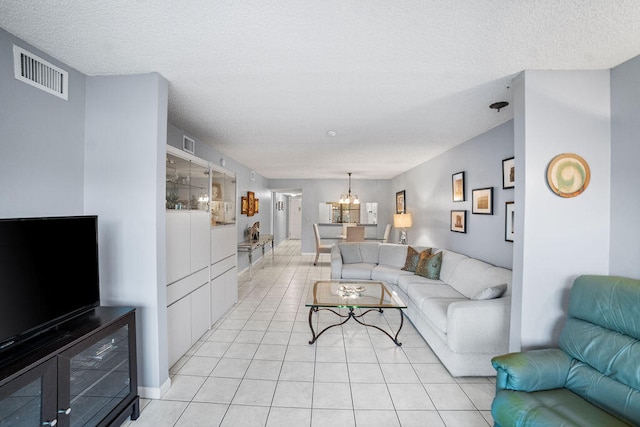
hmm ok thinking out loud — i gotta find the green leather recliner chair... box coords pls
[491,275,640,426]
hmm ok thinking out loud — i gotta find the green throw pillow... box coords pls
[415,251,442,280]
[402,246,431,272]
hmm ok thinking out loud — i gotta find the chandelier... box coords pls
[339,173,360,205]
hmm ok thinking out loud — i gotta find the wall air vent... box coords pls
[13,45,68,100]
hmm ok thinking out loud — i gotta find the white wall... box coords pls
[610,55,640,279]
[391,121,515,269]
[84,73,169,395]
[512,70,611,350]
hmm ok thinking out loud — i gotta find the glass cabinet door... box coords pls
[0,358,57,427]
[166,152,210,212]
[60,324,131,427]
[210,167,236,227]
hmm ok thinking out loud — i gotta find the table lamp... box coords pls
[393,213,412,244]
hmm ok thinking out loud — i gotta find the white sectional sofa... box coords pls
[330,242,512,376]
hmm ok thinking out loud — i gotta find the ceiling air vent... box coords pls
[13,45,68,100]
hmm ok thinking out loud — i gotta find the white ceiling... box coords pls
[2,1,640,179]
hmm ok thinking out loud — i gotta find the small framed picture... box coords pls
[247,191,255,217]
[452,171,465,202]
[472,187,493,215]
[505,202,515,242]
[182,135,195,154]
[241,197,248,215]
[254,198,259,214]
[396,190,406,214]
[502,157,515,189]
[450,210,467,233]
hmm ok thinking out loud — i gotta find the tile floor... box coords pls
[123,240,495,426]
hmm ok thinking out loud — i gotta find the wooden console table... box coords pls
[238,234,274,278]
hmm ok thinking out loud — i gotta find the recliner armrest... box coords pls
[492,349,572,392]
[330,245,343,279]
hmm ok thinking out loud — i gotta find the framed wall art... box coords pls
[247,191,255,216]
[450,210,467,233]
[505,202,515,242]
[241,196,248,215]
[396,190,406,214]
[472,187,493,215]
[452,171,465,202]
[254,198,259,214]
[546,153,590,198]
[502,157,515,189]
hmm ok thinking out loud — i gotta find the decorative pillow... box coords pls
[472,284,508,300]
[415,251,442,280]
[402,246,431,272]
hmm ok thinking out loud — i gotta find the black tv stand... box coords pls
[0,306,139,426]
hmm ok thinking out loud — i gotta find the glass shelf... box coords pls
[166,152,210,211]
[210,167,236,227]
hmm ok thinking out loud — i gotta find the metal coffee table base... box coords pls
[308,306,404,346]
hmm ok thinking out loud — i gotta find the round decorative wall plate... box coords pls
[546,153,591,198]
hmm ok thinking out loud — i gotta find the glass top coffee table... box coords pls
[306,280,407,346]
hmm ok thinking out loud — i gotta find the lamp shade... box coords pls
[394,213,413,228]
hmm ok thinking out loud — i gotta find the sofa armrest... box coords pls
[330,245,343,279]
[492,349,572,392]
[446,297,511,353]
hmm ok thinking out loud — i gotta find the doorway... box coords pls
[288,197,302,239]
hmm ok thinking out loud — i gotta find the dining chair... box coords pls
[313,223,332,265]
[346,225,365,242]
[381,224,392,243]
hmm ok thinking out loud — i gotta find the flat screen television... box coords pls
[0,215,100,352]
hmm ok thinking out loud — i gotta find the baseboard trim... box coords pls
[138,377,171,399]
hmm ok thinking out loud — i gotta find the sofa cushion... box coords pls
[379,244,420,269]
[359,242,381,264]
[447,258,498,298]
[472,284,507,300]
[371,265,414,285]
[415,251,442,280]
[339,243,363,264]
[397,275,443,294]
[341,263,376,280]
[492,388,631,427]
[438,250,469,283]
[564,361,640,423]
[407,284,465,313]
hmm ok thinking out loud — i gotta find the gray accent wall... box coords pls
[0,28,86,217]
[610,55,640,279]
[391,121,515,269]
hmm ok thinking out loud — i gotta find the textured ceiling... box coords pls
[2,1,640,179]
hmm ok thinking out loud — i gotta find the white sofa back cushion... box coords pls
[360,242,381,264]
[338,242,381,264]
[378,244,411,268]
[447,257,512,299]
[438,250,469,283]
[340,243,363,263]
